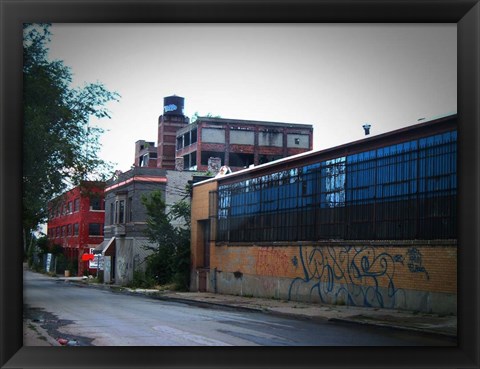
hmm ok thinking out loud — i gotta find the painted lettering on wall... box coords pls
[406,247,429,280]
[288,245,429,309]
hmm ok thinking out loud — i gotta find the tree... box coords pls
[22,24,120,251]
[141,191,191,289]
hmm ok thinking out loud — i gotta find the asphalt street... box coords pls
[24,270,455,346]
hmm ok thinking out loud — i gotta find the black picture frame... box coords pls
[1,1,479,368]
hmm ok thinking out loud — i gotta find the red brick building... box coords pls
[47,181,105,276]
[176,117,314,172]
[133,95,314,173]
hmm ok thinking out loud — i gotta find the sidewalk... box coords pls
[63,276,458,339]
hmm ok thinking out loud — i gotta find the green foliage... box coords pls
[127,270,156,289]
[190,112,221,123]
[22,23,120,241]
[141,191,191,290]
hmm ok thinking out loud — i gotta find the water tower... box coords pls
[163,95,185,116]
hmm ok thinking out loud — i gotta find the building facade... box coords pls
[190,114,457,314]
[175,117,314,172]
[99,167,202,285]
[47,181,105,276]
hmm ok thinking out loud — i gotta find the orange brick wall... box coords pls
[208,243,456,313]
[212,244,457,294]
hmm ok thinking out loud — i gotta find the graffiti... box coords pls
[291,256,298,268]
[288,245,410,309]
[255,247,291,276]
[406,247,429,280]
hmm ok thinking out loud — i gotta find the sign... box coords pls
[89,248,104,270]
[45,253,52,272]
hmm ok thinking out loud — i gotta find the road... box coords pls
[24,270,454,346]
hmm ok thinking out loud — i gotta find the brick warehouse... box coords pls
[47,181,105,276]
[190,114,457,315]
[175,117,314,171]
[135,95,314,173]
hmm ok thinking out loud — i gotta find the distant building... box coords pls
[134,140,157,168]
[190,114,457,315]
[133,95,314,174]
[47,181,105,276]
[175,117,314,172]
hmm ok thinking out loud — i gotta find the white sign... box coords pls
[89,249,104,270]
[45,253,52,271]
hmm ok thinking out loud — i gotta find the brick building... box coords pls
[190,114,457,315]
[46,181,105,276]
[98,166,203,285]
[175,117,314,172]
[133,95,314,173]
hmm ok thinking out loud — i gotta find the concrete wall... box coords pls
[258,132,283,147]
[287,133,310,149]
[114,237,157,285]
[230,130,255,145]
[202,243,456,314]
[201,128,225,144]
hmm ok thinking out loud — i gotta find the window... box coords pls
[128,197,133,222]
[217,130,457,242]
[115,199,125,224]
[67,201,72,213]
[229,153,254,168]
[74,198,80,212]
[110,203,114,225]
[67,224,72,236]
[74,223,79,236]
[88,223,103,236]
[90,196,103,210]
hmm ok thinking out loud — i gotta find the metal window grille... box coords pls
[217,130,456,242]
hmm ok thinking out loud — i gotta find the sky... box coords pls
[48,24,457,173]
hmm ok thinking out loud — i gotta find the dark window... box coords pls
[90,196,103,210]
[229,153,254,168]
[191,128,197,144]
[89,223,102,236]
[115,199,125,224]
[74,198,80,212]
[110,203,114,225]
[74,223,79,236]
[67,224,72,236]
[128,197,133,222]
[177,136,183,150]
